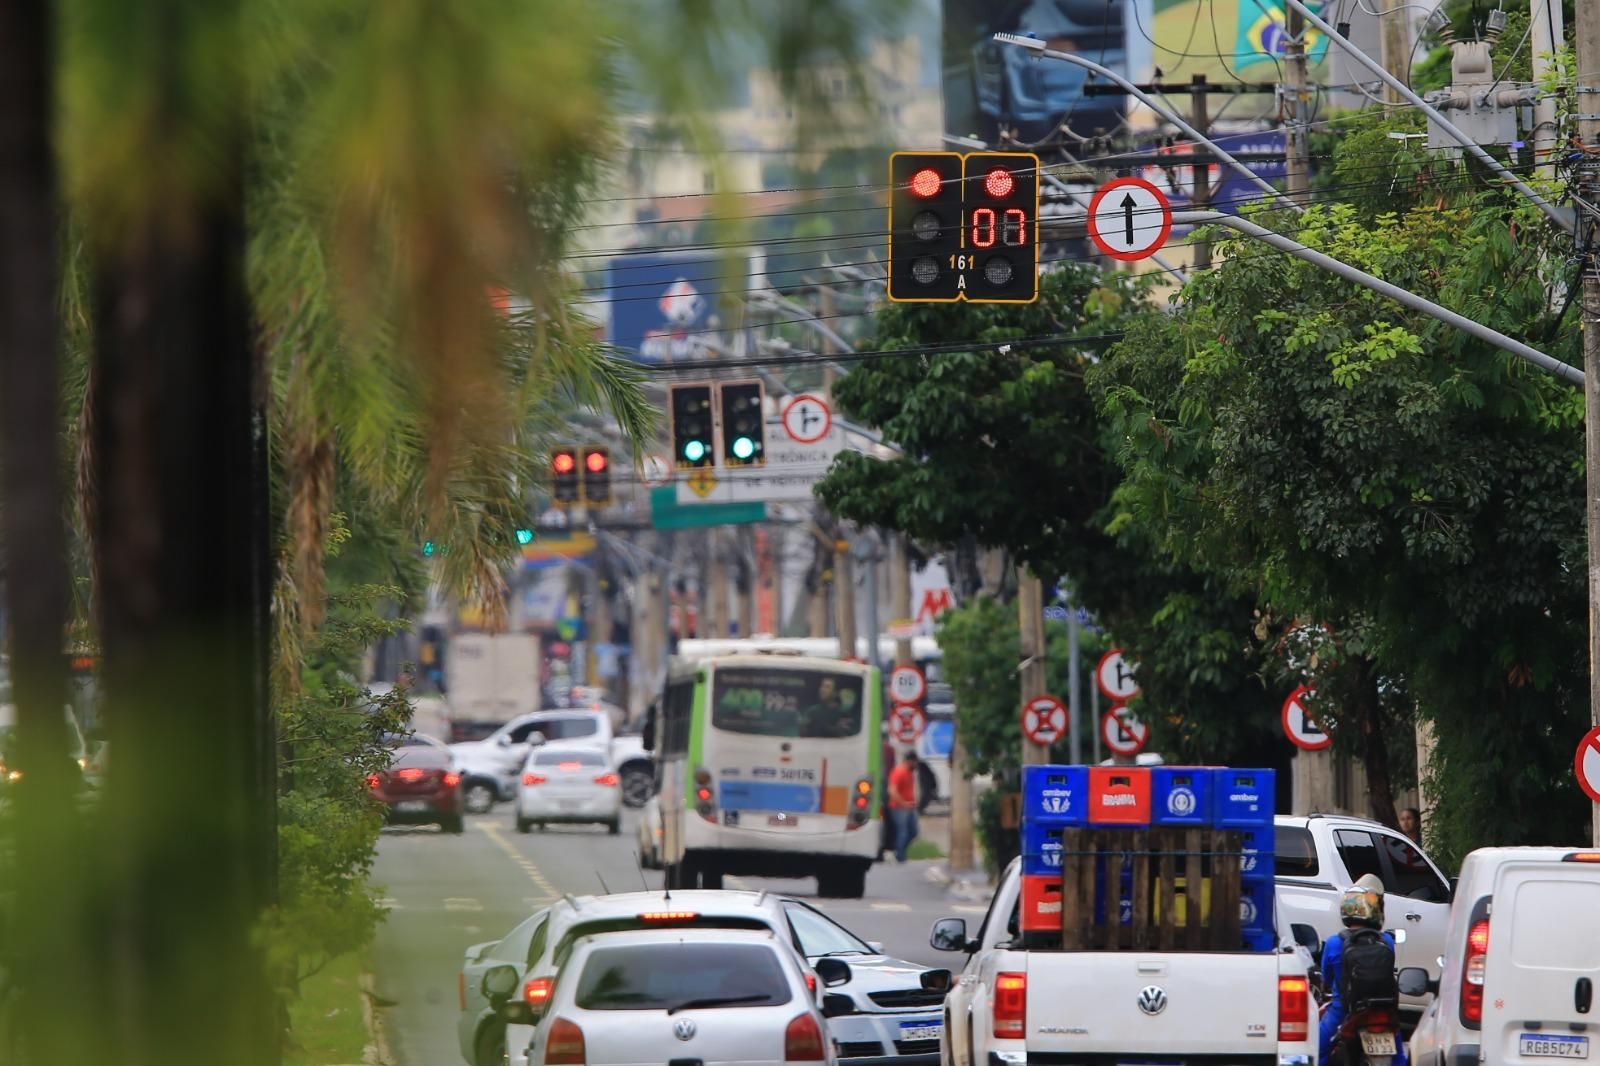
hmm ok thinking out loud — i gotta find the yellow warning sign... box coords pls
[687,469,718,498]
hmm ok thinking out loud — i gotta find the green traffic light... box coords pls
[684,439,707,463]
[422,541,436,557]
[732,436,756,460]
[515,528,534,546]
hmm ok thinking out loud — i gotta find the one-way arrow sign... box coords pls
[1087,177,1172,262]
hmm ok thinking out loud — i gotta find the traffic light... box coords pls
[551,446,579,503]
[582,446,611,504]
[887,152,963,303]
[669,384,714,470]
[963,152,1040,304]
[718,381,766,466]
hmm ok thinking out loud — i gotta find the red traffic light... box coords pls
[908,168,942,199]
[551,451,576,475]
[984,167,1015,198]
[585,450,608,474]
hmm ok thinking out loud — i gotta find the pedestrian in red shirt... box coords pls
[887,751,920,863]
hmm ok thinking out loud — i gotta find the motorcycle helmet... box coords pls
[1340,874,1385,928]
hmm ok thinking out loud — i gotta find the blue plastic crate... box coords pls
[1238,825,1275,878]
[1212,768,1275,828]
[1021,765,1088,826]
[1152,767,1214,826]
[1021,820,1067,876]
[1239,876,1275,941]
[1242,928,1277,952]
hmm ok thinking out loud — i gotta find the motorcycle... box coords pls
[1334,1004,1401,1066]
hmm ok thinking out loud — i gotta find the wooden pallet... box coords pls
[1057,827,1244,952]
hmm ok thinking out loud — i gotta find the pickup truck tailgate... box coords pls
[1026,952,1282,1058]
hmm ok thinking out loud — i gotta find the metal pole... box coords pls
[1575,0,1600,847]
[1092,677,1102,764]
[1280,0,1572,232]
[1067,593,1083,765]
[1190,75,1214,269]
[993,33,1302,213]
[863,537,881,672]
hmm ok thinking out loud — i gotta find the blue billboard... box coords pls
[603,251,743,363]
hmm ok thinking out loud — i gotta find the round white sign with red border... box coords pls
[1282,685,1333,751]
[1575,725,1600,804]
[1096,649,1141,702]
[888,664,927,706]
[889,703,926,744]
[1101,704,1149,756]
[1021,694,1068,747]
[781,394,832,444]
[1086,177,1173,263]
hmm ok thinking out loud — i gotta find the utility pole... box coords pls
[1066,593,1083,765]
[707,529,729,640]
[890,535,913,668]
[1285,4,1312,203]
[1530,0,1566,177]
[1378,0,1413,103]
[1190,74,1214,270]
[1018,570,1048,767]
[1577,0,1600,847]
[834,533,857,659]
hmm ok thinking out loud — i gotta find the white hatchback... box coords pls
[523,926,837,1066]
[514,746,621,835]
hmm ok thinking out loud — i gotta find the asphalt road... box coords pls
[369,804,985,1066]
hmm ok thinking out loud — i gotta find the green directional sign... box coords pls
[649,486,766,530]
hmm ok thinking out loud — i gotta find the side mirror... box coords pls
[930,917,970,953]
[822,992,855,1018]
[814,957,852,988]
[921,969,953,994]
[480,963,520,1004]
[1398,967,1437,997]
[1290,923,1322,959]
[495,734,513,748]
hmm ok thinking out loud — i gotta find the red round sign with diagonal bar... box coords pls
[1021,695,1068,747]
[1575,725,1600,804]
[1101,705,1149,757]
[1282,685,1333,751]
[1086,177,1172,262]
[889,703,926,744]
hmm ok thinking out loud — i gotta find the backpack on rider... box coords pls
[1337,875,1400,1010]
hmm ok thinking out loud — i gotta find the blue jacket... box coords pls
[1319,928,1408,1066]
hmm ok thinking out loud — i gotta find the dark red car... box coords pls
[369,733,465,834]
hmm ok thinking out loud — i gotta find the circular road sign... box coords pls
[1086,177,1173,263]
[781,393,832,444]
[1282,685,1333,751]
[1095,649,1142,702]
[889,664,927,705]
[1021,695,1068,747]
[889,703,927,744]
[1101,705,1149,757]
[1575,725,1600,804]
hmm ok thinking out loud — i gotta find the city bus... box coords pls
[646,651,882,898]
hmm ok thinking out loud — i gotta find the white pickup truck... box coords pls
[931,856,1319,1066]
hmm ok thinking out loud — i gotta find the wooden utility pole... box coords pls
[1190,74,1213,270]
[890,535,913,668]
[1576,0,1600,846]
[1378,0,1413,103]
[834,533,857,659]
[706,530,728,640]
[1018,570,1048,767]
[1284,5,1311,203]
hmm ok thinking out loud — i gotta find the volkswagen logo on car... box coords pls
[673,1018,697,1041]
[1137,985,1168,1016]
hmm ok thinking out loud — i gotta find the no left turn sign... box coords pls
[1575,725,1600,804]
[1021,695,1068,747]
[889,704,926,744]
[1096,649,1141,702]
[888,664,926,705]
[1282,685,1333,751]
[1101,705,1149,757]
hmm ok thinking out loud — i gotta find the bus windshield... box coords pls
[710,667,865,739]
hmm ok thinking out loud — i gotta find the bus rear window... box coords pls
[711,668,865,739]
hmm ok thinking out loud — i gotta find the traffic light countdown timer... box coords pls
[887,151,1040,305]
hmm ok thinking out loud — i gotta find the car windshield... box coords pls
[574,942,791,1011]
[710,668,865,739]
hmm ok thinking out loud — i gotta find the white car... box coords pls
[450,710,615,804]
[1405,847,1600,1066]
[522,926,838,1066]
[514,746,622,834]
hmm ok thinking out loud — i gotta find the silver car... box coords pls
[457,909,551,1066]
[514,746,621,834]
[522,926,838,1066]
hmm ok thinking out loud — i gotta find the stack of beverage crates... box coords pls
[1018,765,1277,951]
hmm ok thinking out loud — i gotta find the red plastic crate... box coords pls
[1088,767,1152,825]
[1020,873,1064,932]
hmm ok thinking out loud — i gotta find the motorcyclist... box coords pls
[1319,874,1407,1066]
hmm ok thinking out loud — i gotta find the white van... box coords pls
[1405,847,1600,1066]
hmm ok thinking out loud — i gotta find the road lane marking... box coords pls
[444,897,484,912]
[952,904,986,913]
[481,820,560,898]
[870,902,912,912]
[376,897,403,910]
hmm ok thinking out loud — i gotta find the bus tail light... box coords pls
[848,777,873,830]
[694,767,716,821]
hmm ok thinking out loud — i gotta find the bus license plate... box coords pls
[899,1021,942,1042]
[1520,1035,1589,1059]
[1359,1033,1397,1056]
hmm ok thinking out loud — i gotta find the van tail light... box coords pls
[524,976,554,1007]
[784,1012,826,1060]
[522,773,546,786]
[1461,917,1490,1028]
[993,971,1027,1038]
[457,972,466,1012]
[1564,852,1600,863]
[442,771,461,788]
[594,773,619,787]
[1278,976,1310,1042]
[544,1017,585,1065]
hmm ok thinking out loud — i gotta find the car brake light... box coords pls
[442,772,460,788]
[1564,852,1600,863]
[559,761,582,771]
[366,773,381,790]
[784,1012,826,1060]
[594,773,619,787]
[523,773,546,786]
[524,976,554,1007]
[544,1017,585,1065]
[1461,917,1490,1027]
[1278,976,1310,1041]
[993,971,1026,1038]
[396,767,426,783]
[638,911,698,921]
